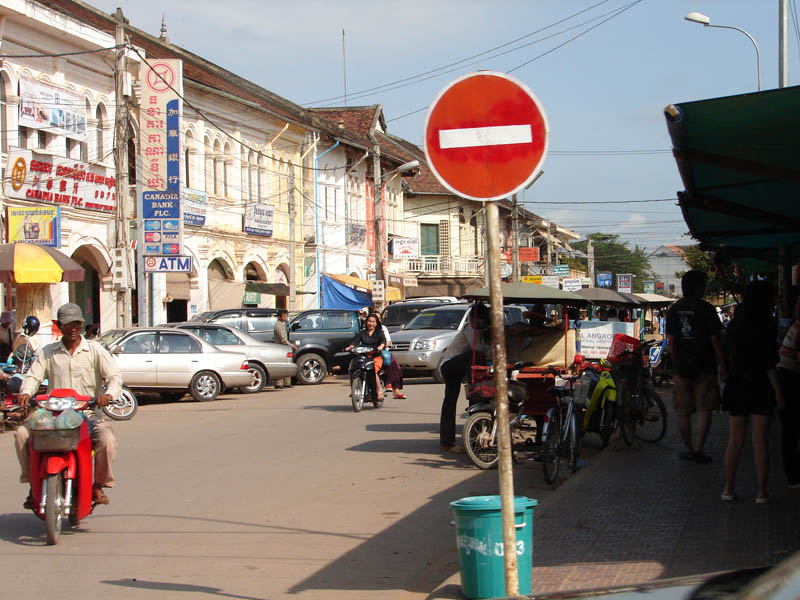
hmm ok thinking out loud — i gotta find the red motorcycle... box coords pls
[28,388,94,545]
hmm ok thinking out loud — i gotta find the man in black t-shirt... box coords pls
[666,270,727,463]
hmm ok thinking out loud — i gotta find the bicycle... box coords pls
[540,368,584,482]
[611,339,668,446]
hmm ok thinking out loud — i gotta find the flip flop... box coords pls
[393,393,407,399]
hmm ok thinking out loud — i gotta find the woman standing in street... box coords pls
[721,281,783,503]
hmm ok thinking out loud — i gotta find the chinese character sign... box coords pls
[140,59,183,257]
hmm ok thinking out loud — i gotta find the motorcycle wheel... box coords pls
[102,387,138,420]
[543,411,561,484]
[45,472,64,545]
[351,376,365,412]
[463,412,499,469]
[372,388,384,409]
[599,399,616,448]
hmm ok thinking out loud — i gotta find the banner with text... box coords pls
[140,59,184,257]
[4,148,116,213]
[182,188,207,227]
[617,273,633,294]
[244,203,274,237]
[6,206,60,246]
[392,237,419,259]
[576,320,636,359]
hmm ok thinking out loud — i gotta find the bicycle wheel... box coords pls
[568,412,580,472]
[542,411,561,484]
[463,412,499,469]
[617,382,636,446]
[635,386,667,443]
[599,392,616,448]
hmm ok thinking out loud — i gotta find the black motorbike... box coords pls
[348,346,387,412]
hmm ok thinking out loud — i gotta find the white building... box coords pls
[647,245,690,297]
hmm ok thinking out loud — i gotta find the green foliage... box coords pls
[572,233,654,293]
[678,245,745,301]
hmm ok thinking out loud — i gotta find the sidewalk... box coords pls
[430,390,800,597]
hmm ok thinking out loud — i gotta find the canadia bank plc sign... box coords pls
[4,148,116,212]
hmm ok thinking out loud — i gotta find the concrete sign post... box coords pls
[424,71,549,598]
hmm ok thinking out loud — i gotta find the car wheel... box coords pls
[239,363,267,394]
[190,371,221,402]
[296,353,326,385]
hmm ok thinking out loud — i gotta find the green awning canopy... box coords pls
[665,85,800,268]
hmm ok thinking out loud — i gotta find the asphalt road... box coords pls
[0,376,603,600]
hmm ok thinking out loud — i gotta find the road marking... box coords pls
[439,124,532,149]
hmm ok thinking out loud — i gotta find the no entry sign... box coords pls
[423,71,549,201]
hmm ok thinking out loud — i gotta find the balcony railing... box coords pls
[402,255,483,276]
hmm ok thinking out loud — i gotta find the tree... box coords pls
[679,245,746,302]
[572,233,653,293]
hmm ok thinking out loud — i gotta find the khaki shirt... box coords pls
[20,336,122,400]
[273,320,290,346]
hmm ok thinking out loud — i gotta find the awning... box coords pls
[464,282,588,305]
[631,293,674,306]
[575,287,640,306]
[665,86,800,267]
[326,273,402,302]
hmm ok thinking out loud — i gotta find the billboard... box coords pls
[140,59,184,257]
[6,206,60,247]
[596,272,613,288]
[244,203,274,237]
[617,273,633,294]
[19,76,86,140]
[643,281,655,295]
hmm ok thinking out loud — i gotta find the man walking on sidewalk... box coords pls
[273,310,296,389]
[666,270,727,463]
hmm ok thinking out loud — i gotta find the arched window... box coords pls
[223,141,232,198]
[95,104,106,162]
[213,139,222,196]
[204,136,213,193]
[0,73,9,154]
[185,131,194,189]
[248,150,256,202]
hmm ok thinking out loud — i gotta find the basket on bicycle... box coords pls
[607,333,645,374]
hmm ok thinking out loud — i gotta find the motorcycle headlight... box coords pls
[413,340,437,351]
[39,396,83,411]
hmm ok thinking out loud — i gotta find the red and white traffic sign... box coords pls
[423,71,549,201]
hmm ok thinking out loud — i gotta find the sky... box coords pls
[87,0,797,252]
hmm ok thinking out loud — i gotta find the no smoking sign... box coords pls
[423,71,549,201]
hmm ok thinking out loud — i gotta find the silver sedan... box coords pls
[100,328,252,402]
[172,323,297,393]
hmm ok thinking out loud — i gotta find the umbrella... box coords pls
[575,287,640,306]
[0,243,84,283]
[464,282,588,305]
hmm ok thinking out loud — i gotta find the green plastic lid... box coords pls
[450,495,538,511]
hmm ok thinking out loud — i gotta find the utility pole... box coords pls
[545,220,552,272]
[587,237,595,287]
[288,170,296,311]
[511,194,519,282]
[779,0,789,87]
[372,144,384,307]
[114,12,131,328]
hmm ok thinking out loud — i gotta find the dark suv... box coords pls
[191,308,280,343]
[286,309,361,385]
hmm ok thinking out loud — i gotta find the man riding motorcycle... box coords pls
[13,303,122,507]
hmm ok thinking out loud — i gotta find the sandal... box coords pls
[23,491,34,510]
[92,485,110,505]
[693,451,712,464]
[393,393,407,399]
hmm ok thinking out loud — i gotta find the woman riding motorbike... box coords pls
[345,313,386,397]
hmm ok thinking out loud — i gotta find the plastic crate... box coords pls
[607,334,641,361]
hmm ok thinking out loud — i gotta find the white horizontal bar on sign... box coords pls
[439,124,532,149]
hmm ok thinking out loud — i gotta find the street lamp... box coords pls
[684,11,761,91]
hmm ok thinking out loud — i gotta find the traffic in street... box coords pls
[0,376,603,600]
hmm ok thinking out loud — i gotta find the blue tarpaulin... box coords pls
[321,274,371,309]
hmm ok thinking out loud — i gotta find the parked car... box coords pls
[390,304,527,382]
[169,322,297,393]
[190,308,280,343]
[381,298,465,333]
[285,309,362,385]
[99,328,252,402]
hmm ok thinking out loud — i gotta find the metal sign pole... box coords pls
[485,200,518,595]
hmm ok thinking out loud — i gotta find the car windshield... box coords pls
[98,329,128,348]
[404,309,466,330]
[382,304,438,327]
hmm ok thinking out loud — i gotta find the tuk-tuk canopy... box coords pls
[575,287,640,306]
[464,282,589,305]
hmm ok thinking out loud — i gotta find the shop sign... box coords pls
[643,280,655,294]
[6,206,60,247]
[540,275,560,288]
[19,76,86,140]
[243,291,261,304]
[392,237,419,259]
[655,281,665,293]
[346,222,366,248]
[551,264,569,277]
[4,148,116,212]
[244,203,274,237]
[563,278,582,292]
[596,272,613,289]
[140,59,183,257]
[521,275,541,284]
[617,273,633,294]
[143,255,192,273]
[183,188,207,226]
[576,321,635,359]
[519,247,539,262]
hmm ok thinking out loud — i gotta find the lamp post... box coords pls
[685,11,761,91]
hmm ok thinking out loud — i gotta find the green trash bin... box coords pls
[450,495,537,600]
